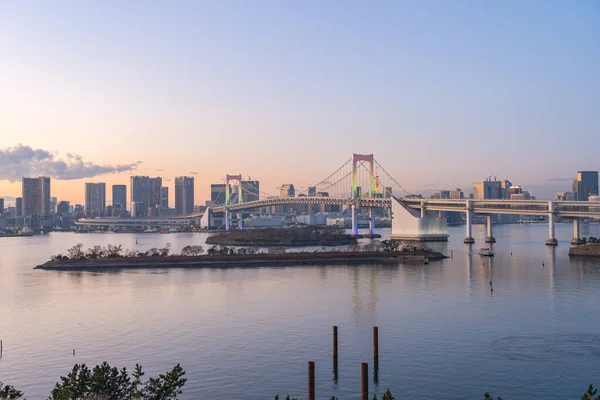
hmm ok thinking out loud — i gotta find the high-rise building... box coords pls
[449,188,464,199]
[308,186,317,197]
[472,180,502,200]
[241,180,260,202]
[50,197,57,214]
[149,177,162,208]
[112,185,127,210]
[22,177,51,216]
[573,171,599,201]
[57,201,70,215]
[130,176,150,216]
[385,187,393,198]
[211,184,228,205]
[160,187,169,208]
[175,176,194,215]
[85,183,106,217]
[0,198,4,216]
[280,184,295,197]
[15,197,22,217]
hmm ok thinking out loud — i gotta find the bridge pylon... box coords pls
[225,174,243,230]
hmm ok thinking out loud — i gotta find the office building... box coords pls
[130,176,150,216]
[50,197,57,214]
[22,177,51,216]
[160,187,169,208]
[308,186,317,197]
[211,184,229,205]
[149,177,162,208]
[572,171,599,201]
[85,183,106,217]
[112,185,127,210]
[57,201,70,215]
[557,192,576,201]
[472,179,502,200]
[241,180,260,202]
[15,197,22,217]
[175,176,194,215]
[280,184,295,197]
[449,188,464,199]
[0,198,4,216]
[385,187,393,198]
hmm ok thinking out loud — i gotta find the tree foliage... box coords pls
[0,382,23,399]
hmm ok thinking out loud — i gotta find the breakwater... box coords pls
[569,244,600,257]
[34,250,446,271]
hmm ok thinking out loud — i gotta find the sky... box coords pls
[1,0,599,205]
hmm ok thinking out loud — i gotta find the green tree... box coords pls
[582,384,600,400]
[0,381,23,399]
[484,393,502,400]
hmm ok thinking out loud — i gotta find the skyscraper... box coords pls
[175,176,194,215]
[210,184,228,205]
[241,180,260,202]
[22,177,51,216]
[130,176,150,216]
[573,171,599,201]
[85,183,106,217]
[50,197,57,214]
[112,185,127,209]
[149,177,162,208]
[57,201,70,216]
[0,198,4,216]
[160,187,169,208]
[15,197,22,217]
[308,186,317,197]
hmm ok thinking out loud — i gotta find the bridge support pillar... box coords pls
[369,208,375,235]
[485,215,496,243]
[546,201,558,246]
[464,200,474,244]
[225,209,230,231]
[239,212,243,230]
[420,201,426,218]
[351,205,358,235]
[571,218,584,244]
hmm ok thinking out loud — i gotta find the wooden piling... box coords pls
[373,327,379,359]
[361,363,368,400]
[333,326,338,359]
[1,339,2,355]
[308,361,315,400]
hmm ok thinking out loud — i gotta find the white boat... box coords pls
[143,227,158,233]
[479,248,494,256]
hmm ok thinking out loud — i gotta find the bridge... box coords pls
[76,153,600,245]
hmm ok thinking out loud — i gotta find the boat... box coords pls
[479,248,494,256]
[159,228,169,234]
[143,228,158,233]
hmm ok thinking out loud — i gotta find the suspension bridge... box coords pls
[76,153,600,245]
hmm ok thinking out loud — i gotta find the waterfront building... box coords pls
[22,176,51,216]
[160,187,169,208]
[57,201,70,216]
[15,197,22,217]
[449,188,464,199]
[557,192,576,201]
[472,179,502,200]
[149,177,162,208]
[130,176,150,216]
[0,198,4,216]
[385,187,393,198]
[50,197,57,214]
[241,180,260,202]
[112,185,127,210]
[175,176,194,215]
[210,184,229,205]
[308,186,317,197]
[85,183,106,217]
[572,171,599,201]
[280,184,295,197]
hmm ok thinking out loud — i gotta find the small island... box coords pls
[569,237,600,257]
[34,240,447,271]
[205,226,357,246]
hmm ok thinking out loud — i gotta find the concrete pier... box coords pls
[546,201,558,246]
[464,200,475,244]
[571,219,585,245]
[485,215,496,243]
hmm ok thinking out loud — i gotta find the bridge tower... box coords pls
[225,174,243,230]
[352,154,376,235]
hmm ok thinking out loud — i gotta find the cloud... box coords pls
[188,171,199,175]
[0,144,141,182]
[547,177,574,182]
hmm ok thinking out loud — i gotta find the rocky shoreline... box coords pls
[568,244,600,257]
[34,250,447,271]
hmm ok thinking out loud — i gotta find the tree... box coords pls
[67,243,85,260]
[582,384,600,400]
[160,243,172,257]
[48,362,186,400]
[206,246,218,256]
[0,381,23,399]
[106,244,123,258]
[484,393,502,400]
[86,245,104,259]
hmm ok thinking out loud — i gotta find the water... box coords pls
[2,223,600,399]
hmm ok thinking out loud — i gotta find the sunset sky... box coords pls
[1,1,599,205]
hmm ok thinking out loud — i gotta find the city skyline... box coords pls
[1,2,599,204]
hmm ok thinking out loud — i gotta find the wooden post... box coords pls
[308,361,315,400]
[1,339,2,355]
[361,363,368,400]
[373,327,379,359]
[333,326,338,359]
